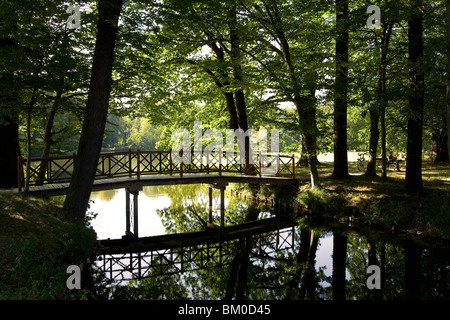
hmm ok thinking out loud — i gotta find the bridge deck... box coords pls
[25,173,297,196]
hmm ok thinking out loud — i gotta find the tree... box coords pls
[239,0,326,188]
[364,1,396,178]
[63,0,123,221]
[332,0,350,179]
[447,0,450,166]
[405,0,425,195]
[0,32,20,188]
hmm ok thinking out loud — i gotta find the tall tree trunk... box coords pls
[332,0,349,179]
[224,204,259,300]
[367,241,381,300]
[366,110,379,176]
[404,243,421,299]
[380,111,387,178]
[296,97,320,188]
[36,89,63,185]
[229,8,251,172]
[286,227,311,299]
[206,41,239,130]
[366,23,392,177]
[432,127,449,163]
[332,233,347,300]
[447,0,450,168]
[264,0,320,187]
[380,24,392,179]
[405,0,424,195]
[63,0,123,221]
[224,91,239,130]
[24,87,39,194]
[298,231,319,300]
[0,115,19,189]
[0,34,20,189]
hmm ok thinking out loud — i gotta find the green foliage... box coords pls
[295,188,331,213]
[9,219,96,299]
[110,275,189,300]
[0,192,96,299]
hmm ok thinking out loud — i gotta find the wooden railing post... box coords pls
[292,154,296,179]
[46,158,52,184]
[17,155,23,192]
[169,149,173,176]
[180,149,183,178]
[128,149,132,178]
[258,151,262,178]
[137,149,141,180]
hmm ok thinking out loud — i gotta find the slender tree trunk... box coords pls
[0,35,20,189]
[332,0,349,179]
[296,101,320,188]
[287,228,311,299]
[447,0,450,167]
[229,8,251,171]
[224,204,259,300]
[380,24,392,179]
[367,241,381,300]
[63,0,123,221]
[299,231,319,300]
[405,0,424,195]
[332,233,347,300]
[404,243,421,299]
[258,0,319,187]
[380,110,387,178]
[24,87,39,194]
[206,41,239,130]
[0,115,19,189]
[36,89,63,185]
[366,110,379,176]
[432,127,449,163]
[224,91,239,130]
[366,23,392,177]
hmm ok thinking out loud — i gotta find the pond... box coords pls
[88,184,450,300]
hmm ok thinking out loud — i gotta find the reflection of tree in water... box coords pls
[142,186,165,198]
[91,189,118,202]
[99,185,450,300]
[156,184,252,234]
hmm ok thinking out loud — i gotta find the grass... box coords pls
[290,160,450,240]
[0,192,96,299]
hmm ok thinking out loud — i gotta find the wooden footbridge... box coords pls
[17,149,297,195]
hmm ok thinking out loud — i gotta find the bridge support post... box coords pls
[125,187,142,238]
[208,186,213,224]
[220,185,225,228]
[125,189,131,236]
[207,182,227,229]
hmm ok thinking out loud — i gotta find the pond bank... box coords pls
[231,171,450,243]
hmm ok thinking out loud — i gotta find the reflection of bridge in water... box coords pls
[95,217,296,282]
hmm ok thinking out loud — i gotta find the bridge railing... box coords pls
[17,150,296,191]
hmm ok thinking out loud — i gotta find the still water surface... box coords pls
[88,184,450,300]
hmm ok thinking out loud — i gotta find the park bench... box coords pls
[376,157,403,171]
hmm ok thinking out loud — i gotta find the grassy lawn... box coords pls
[291,160,450,240]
